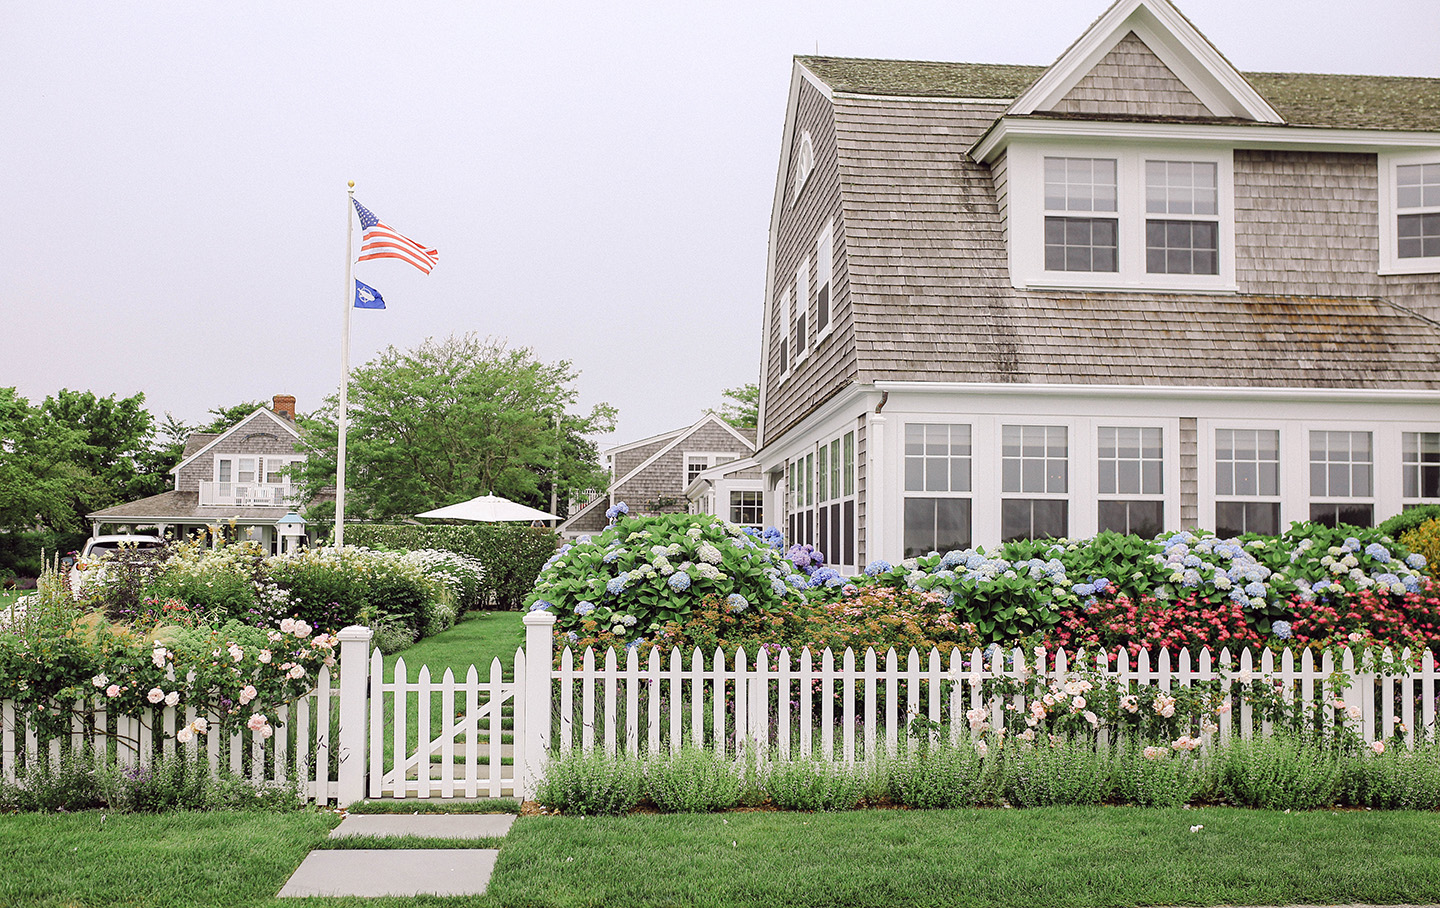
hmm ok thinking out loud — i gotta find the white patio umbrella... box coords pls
[415,494,558,523]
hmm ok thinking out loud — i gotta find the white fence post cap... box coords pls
[523,610,558,628]
[337,625,374,643]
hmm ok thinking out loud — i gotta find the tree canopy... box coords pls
[296,334,615,520]
[712,382,758,430]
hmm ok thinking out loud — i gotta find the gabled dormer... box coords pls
[171,403,304,507]
[973,0,1288,293]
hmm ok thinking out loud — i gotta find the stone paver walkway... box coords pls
[279,812,515,898]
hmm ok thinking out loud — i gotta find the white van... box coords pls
[68,535,165,593]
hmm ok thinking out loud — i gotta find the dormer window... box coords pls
[792,130,815,202]
[1008,142,1234,292]
[1379,153,1440,275]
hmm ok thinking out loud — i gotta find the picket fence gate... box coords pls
[6,613,1440,806]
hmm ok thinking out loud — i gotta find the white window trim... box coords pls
[1306,429,1376,522]
[684,452,743,486]
[1007,140,1236,292]
[815,221,835,345]
[794,261,811,368]
[1378,149,1440,276]
[1200,420,1285,533]
[1400,427,1440,507]
[792,130,816,205]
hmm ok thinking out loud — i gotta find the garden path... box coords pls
[278,811,515,898]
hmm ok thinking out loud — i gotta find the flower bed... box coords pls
[531,506,1439,659]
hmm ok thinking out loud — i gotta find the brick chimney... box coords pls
[273,394,297,420]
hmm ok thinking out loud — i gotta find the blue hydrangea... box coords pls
[825,576,845,588]
[1183,554,1202,568]
[940,550,965,569]
[812,567,841,584]
[574,600,596,616]
[1244,581,1267,598]
[1313,579,1332,592]
[1405,575,1422,593]
[1344,537,1362,553]
[606,573,631,595]
[1181,569,1201,588]
[667,571,692,592]
[1092,577,1111,594]
[1072,582,1096,597]
[1406,553,1428,570]
[605,501,630,521]
[865,560,892,576]
[602,550,621,564]
[1365,542,1392,564]
[727,593,749,613]
[965,553,988,570]
[529,600,554,612]
[566,631,580,643]
[1272,620,1293,640]
[786,573,811,589]
[577,535,592,544]
[621,614,637,627]
[770,578,788,597]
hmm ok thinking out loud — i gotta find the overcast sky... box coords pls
[4,0,1437,450]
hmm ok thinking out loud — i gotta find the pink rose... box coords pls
[247,714,269,732]
[147,688,165,704]
[164,691,180,708]
[106,685,120,698]
[239,685,258,705]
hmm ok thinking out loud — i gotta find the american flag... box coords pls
[352,198,438,274]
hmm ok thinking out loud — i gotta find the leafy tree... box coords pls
[41,389,163,507]
[296,334,616,520]
[0,388,99,532]
[712,382,758,430]
[197,401,269,433]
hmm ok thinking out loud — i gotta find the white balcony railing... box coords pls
[197,481,295,508]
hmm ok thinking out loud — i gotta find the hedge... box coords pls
[0,530,89,582]
[343,523,559,610]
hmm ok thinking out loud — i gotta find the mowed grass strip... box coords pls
[314,834,508,850]
[0,810,337,908]
[345,798,520,814]
[488,807,1440,908]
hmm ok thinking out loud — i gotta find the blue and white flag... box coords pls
[354,279,385,309]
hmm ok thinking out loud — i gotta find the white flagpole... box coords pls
[336,181,355,548]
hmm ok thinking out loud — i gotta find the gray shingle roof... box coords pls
[797,57,1440,131]
[87,490,333,522]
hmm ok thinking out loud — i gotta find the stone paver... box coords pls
[329,813,515,838]
[279,849,499,898]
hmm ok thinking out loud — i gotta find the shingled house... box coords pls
[757,0,1440,570]
[558,413,756,539]
[86,395,319,552]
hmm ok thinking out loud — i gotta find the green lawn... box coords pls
[5,806,1440,908]
[1,588,25,609]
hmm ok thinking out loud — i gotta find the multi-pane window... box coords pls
[237,458,257,484]
[1001,425,1067,542]
[1397,163,1440,259]
[1403,432,1440,501]
[1215,429,1280,536]
[1044,157,1118,272]
[795,260,810,361]
[1097,427,1164,537]
[801,433,856,568]
[816,223,833,336]
[729,490,763,528]
[1145,161,1219,275]
[903,424,972,556]
[685,456,709,485]
[1309,431,1373,527]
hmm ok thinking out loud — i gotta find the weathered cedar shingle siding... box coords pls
[612,437,677,479]
[615,422,752,515]
[1179,417,1198,527]
[764,76,857,442]
[1049,32,1212,118]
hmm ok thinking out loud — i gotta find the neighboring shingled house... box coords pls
[86,395,321,552]
[558,414,756,539]
[757,0,1440,570]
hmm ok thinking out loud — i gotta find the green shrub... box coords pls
[1379,505,1440,540]
[763,759,865,811]
[1340,743,1440,810]
[888,742,999,808]
[0,528,88,580]
[1114,746,1211,807]
[139,540,262,621]
[267,546,444,635]
[528,513,804,642]
[0,747,117,812]
[535,749,643,815]
[345,524,557,610]
[402,549,487,614]
[644,747,743,813]
[1399,518,1440,580]
[1218,736,1341,810]
[1002,738,1113,807]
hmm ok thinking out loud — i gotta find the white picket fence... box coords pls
[548,635,1440,761]
[1,665,340,803]
[6,613,1439,806]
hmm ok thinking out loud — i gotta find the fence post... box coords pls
[336,625,374,806]
[520,610,557,800]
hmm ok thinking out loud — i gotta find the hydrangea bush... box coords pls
[525,510,808,646]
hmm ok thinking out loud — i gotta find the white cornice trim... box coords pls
[972,118,1440,162]
[1010,0,1281,124]
[753,382,876,464]
[872,381,1440,404]
[170,408,301,476]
